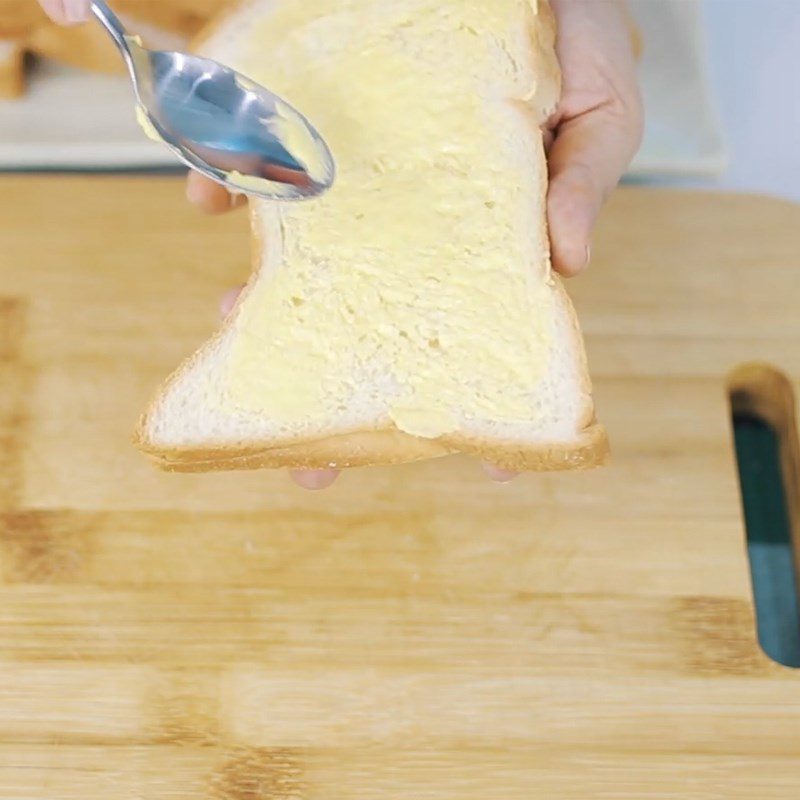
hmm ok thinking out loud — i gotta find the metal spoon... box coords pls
[91,0,335,200]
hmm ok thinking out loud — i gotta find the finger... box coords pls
[40,0,90,24]
[483,463,519,483]
[219,286,245,319]
[186,171,246,215]
[290,470,340,490]
[542,126,555,154]
[547,104,641,276]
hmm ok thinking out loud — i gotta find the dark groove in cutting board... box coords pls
[729,363,800,668]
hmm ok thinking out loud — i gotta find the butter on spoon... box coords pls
[92,0,336,201]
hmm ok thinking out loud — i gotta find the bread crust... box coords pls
[141,421,608,473]
[135,0,610,474]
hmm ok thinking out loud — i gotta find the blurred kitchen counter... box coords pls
[1,176,800,798]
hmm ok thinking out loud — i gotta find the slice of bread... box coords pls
[137,0,609,473]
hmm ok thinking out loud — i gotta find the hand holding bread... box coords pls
[37,0,642,269]
[186,0,643,280]
[546,0,643,275]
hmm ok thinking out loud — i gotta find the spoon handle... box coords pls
[91,1,131,56]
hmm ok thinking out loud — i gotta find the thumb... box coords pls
[40,0,91,24]
[547,105,642,276]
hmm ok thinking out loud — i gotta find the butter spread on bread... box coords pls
[137,0,608,472]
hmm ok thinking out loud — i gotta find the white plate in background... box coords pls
[628,0,726,177]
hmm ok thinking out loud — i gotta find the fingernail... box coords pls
[483,464,519,483]
[290,469,339,491]
[185,176,203,206]
[63,0,88,23]
[584,245,592,268]
[219,286,244,319]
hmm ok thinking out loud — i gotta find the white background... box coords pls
[701,0,800,201]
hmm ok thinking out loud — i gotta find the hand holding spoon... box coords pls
[91,0,335,201]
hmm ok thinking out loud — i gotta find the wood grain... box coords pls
[1,177,799,797]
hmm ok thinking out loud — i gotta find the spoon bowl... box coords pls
[92,0,335,201]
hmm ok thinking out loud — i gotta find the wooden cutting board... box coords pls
[2,176,799,798]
